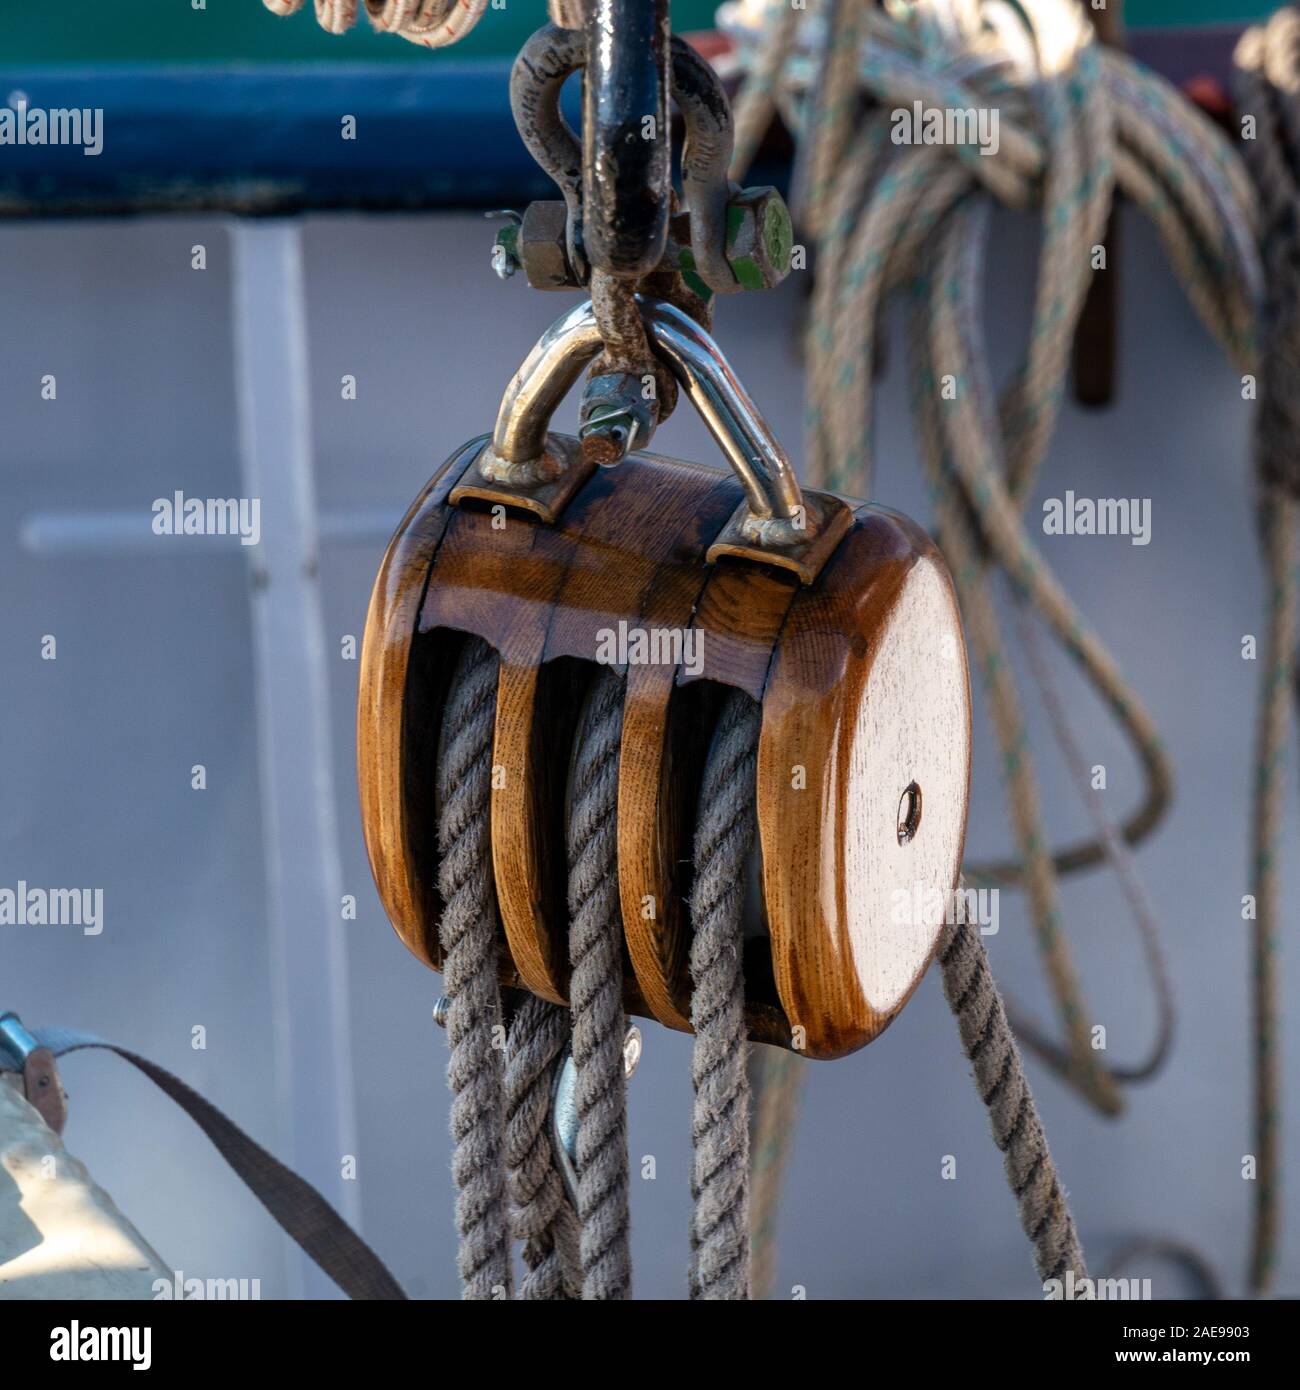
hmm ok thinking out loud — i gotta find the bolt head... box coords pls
[725,187,793,291]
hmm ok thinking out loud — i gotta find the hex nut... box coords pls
[519,201,580,291]
[725,187,794,291]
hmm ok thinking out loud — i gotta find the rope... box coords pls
[1106,1236,1227,1301]
[747,1044,803,1299]
[905,208,1119,1111]
[1244,495,1296,1296]
[1234,5,1300,1296]
[1013,593,1229,1289]
[938,890,1087,1286]
[1009,595,1174,1084]
[547,0,588,29]
[436,636,513,1299]
[566,667,633,1300]
[433,654,632,1301]
[725,0,1261,1116]
[687,689,761,1300]
[504,995,581,1300]
[728,0,804,182]
[262,0,489,48]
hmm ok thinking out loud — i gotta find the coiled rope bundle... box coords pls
[1232,3,1300,1299]
[726,0,1261,1117]
[264,0,594,45]
[262,0,491,49]
[724,0,1293,1296]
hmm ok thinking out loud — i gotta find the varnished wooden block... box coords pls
[358,437,972,1058]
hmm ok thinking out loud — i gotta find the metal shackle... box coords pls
[509,24,740,296]
[478,296,813,547]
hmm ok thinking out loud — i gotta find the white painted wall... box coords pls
[0,205,1288,1298]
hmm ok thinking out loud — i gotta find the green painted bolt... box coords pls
[725,187,793,291]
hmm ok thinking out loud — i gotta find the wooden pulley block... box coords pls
[358,297,972,1060]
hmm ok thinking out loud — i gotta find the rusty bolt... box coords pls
[579,371,659,468]
[725,187,793,292]
[519,201,582,291]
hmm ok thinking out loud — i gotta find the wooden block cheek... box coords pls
[357,443,485,975]
[757,512,972,1060]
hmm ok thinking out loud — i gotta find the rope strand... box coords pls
[688,689,761,1300]
[567,668,633,1300]
[1234,7,1300,1294]
[435,636,514,1299]
[504,995,581,1300]
[938,893,1088,1288]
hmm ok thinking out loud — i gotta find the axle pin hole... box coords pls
[897,781,922,846]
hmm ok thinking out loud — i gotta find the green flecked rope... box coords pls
[728,0,1260,1124]
[1244,491,1295,1296]
[746,1044,804,1299]
[1230,4,1300,1298]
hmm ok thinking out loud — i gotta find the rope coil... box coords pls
[262,0,489,48]
[726,0,1262,1118]
[1231,5,1300,1296]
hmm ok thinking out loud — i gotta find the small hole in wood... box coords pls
[897,781,922,845]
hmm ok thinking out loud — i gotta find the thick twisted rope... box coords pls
[688,689,761,1300]
[726,0,1261,1116]
[567,667,633,1300]
[435,636,513,1299]
[938,890,1087,1287]
[504,994,581,1300]
[1231,7,1300,1296]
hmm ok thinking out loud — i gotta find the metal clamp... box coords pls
[551,1024,642,1209]
[432,997,643,1213]
[451,297,853,581]
[0,1011,68,1135]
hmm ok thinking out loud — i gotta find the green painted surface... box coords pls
[0,2,1276,67]
[0,1,719,65]
[1134,0,1272,23]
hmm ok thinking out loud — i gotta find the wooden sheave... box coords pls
[357,433,972,1061]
